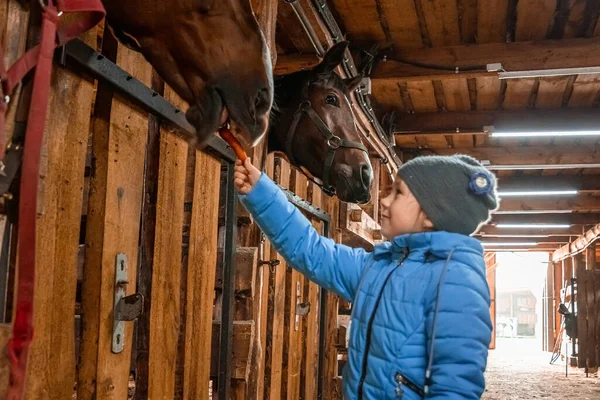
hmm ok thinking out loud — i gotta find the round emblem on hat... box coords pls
[469,172,492,195]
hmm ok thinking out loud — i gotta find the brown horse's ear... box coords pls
[344,75,363,92]
[314,41,350,76]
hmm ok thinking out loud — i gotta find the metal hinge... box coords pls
[112,253,144,353]
[294,281,311,331]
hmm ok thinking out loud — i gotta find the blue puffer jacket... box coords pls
[239,173,493,399]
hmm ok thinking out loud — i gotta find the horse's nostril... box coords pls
[254,87,270,114]
[361,164,372,187]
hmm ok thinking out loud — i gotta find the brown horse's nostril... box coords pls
[360,163,372,189]
[254,87,271,115]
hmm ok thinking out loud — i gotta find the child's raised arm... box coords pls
[235,158,372,301]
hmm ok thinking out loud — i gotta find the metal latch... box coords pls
[259,258,281,273]
[112,253,144,353]
[294,281,311,331]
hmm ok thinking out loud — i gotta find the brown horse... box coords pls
[101,0,273,149]
[269,42,373,204]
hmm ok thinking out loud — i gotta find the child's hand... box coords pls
[234,157,261,194]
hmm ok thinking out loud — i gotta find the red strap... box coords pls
[1,1,105,398]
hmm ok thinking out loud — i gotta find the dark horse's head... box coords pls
[103,0,273,148]
[269,41,373,204]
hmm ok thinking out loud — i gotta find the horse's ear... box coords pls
[344,75,363,92]
[314,41,350,76]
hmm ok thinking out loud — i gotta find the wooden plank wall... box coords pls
[576,244,600,369]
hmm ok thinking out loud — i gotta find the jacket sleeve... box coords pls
[424,260,492,399]
[238,172,371,302]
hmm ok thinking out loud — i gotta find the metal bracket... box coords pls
[259,259,281,273]
[112,253,144,353]
[294,281,311,331]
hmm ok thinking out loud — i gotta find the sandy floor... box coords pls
[483,338,600,399]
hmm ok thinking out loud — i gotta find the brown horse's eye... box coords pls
[198,0,215,14]
[325,94,339,106]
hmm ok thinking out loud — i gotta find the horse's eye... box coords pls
[198,0,215,14]
[325,94,339,106]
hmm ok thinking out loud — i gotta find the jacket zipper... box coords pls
[357,252,408,400]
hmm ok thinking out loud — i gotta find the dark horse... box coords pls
[101,0,273,149]
[270,42,373,204]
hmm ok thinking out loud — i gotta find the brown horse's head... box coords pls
[269,42,373,204]
[103,0,273,148]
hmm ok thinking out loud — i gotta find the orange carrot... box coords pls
[219,127,247,161]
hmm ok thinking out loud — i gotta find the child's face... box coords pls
[380,178,433,239]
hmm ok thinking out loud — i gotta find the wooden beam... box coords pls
[24,29,95,399]
[275,53,320,75]
[490,213,600,225]
[497,175,600,192]
[393,108,600,134]
[183,149,222,399]
[419,146,600,168]
[371,37,600,81]
[587,243,598,270]
[552,223,600,262]
[210,321,255,380]
[478,225,586,237]
[497,195,600,214]
[479,236,570,244]
[78,39,150,400]
[215,247,258,295]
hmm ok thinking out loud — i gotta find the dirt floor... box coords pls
[483,338,600,399]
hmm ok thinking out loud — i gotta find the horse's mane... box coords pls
[270,70,351,126]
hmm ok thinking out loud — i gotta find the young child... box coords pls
[234,154,499,399]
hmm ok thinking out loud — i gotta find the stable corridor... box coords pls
[483,338,600,399]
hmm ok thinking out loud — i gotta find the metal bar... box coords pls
[279,185,330,223]
[284,0,325,57]
[217,161,237,400]
[63,39,235,163]
[317,219,329,399]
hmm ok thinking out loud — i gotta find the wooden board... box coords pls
[377,0,423,49]
[303,184,322,400]
[502,79,536,109]
[22,28,95,398]
[563,0,588,39]
[515,0,557,41]
[284,170,308,400]
[371,81,404,113]
[78,38,150,400]
[477,0,509,43]
[406,81,438,112]
[331,0,387,45]
[577,261,588,368]
[497,194,600,213]
[475,77,502,110]
[417,0,461,46]
[568,74,600,108]
[210,321,255,380]
[442,79,471,111]
[457,0,478,43]
[183,149,221,399]
[536,77,570,109]
[485,254,496,350]
[147,87,188,399]
[266,157,290,400]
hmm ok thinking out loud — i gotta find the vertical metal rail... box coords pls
[218,161,237,400]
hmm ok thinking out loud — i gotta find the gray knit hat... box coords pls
[397,154,499,236]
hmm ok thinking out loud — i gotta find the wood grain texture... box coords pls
[477,0,509,43]
[183,149,221,399]
[417,0,461,46]
[515,0,557,41]
[78,38,150,400]
[148,87,188,399]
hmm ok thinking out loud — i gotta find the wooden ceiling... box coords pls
[274,0,600,253]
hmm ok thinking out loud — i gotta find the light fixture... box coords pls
[496,224,571,229]
[482,242,538,246]
[497,190,578,197]
[498,66,600,79]
[491,130,600,138]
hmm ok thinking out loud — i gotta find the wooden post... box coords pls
[147,88,189,398]
[546,262,555,352]
[20,28,96,399]
[577,263,588,368]
[78,35,151,399]
[553,262,563,342]
[588,244,598,270]
[485,253,496,350]
[265,158,290,400]
[303,183,322,400]
[183,149,222,399]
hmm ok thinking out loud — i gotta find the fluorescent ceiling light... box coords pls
[491,130,600,137]
[498,66,600,79]
[498,190,578,197]
[482,242,538,246]
[496,224,571,229]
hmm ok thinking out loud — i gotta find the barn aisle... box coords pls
[483,338,600,399]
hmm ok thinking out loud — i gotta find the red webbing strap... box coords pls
[1,1,105,398]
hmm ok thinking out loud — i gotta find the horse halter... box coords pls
[284,80,368,197]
